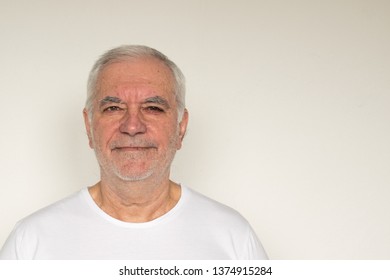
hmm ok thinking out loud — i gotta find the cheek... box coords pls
[91,123,116,146]
[167,125,182,146]
[147,126,178,149]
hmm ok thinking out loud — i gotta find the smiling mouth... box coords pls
[113,147,155,152]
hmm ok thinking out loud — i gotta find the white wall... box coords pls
[0,0,389,259]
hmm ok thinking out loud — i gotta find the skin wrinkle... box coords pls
[89,119,179,182]
[85,46,186,121]
[99,96,124,107]
[86,60,181,120]
[83,57,189,222]
[98,95,171,112]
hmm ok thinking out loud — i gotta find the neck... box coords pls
[88,176,181,223]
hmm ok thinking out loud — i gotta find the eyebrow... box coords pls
[98,95,171,108]
[144,96,170,108]
[99,96,124,107]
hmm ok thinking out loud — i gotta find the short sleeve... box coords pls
[241,227,268,260]
[0,221,38,260]
[0,225,21,259]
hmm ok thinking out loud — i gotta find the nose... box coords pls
[119,109,147,136]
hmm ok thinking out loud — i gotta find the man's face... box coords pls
[83,57,188,182]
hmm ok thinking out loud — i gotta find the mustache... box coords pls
[109,139,158,150]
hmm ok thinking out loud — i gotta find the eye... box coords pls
[144,106,165,113]
[103,106,123,112]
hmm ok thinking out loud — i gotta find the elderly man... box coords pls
[0,45,267,259]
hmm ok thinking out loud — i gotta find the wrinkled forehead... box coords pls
[96,57,175,97]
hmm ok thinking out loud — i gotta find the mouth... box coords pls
[113,147,153,152]
[110,140,158,152]
[112,146,156,152]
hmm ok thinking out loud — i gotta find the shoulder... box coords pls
[180,187,268,259]
[182,187,251,230]
[0,189,86,259]
[12,189,86,234]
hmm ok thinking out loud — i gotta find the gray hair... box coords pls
[85,45,186,119]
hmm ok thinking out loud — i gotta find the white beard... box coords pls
[91,125,180,182]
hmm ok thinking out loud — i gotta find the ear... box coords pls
[177,109,189,150]
[83,108,94,149]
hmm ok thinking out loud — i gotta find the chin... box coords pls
[102,159,170,182]
[112,165,156,182]
[115,172,154,182]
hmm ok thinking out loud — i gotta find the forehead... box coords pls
[96,57,175,97]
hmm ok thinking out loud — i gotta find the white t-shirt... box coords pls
[0,186,267,259]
